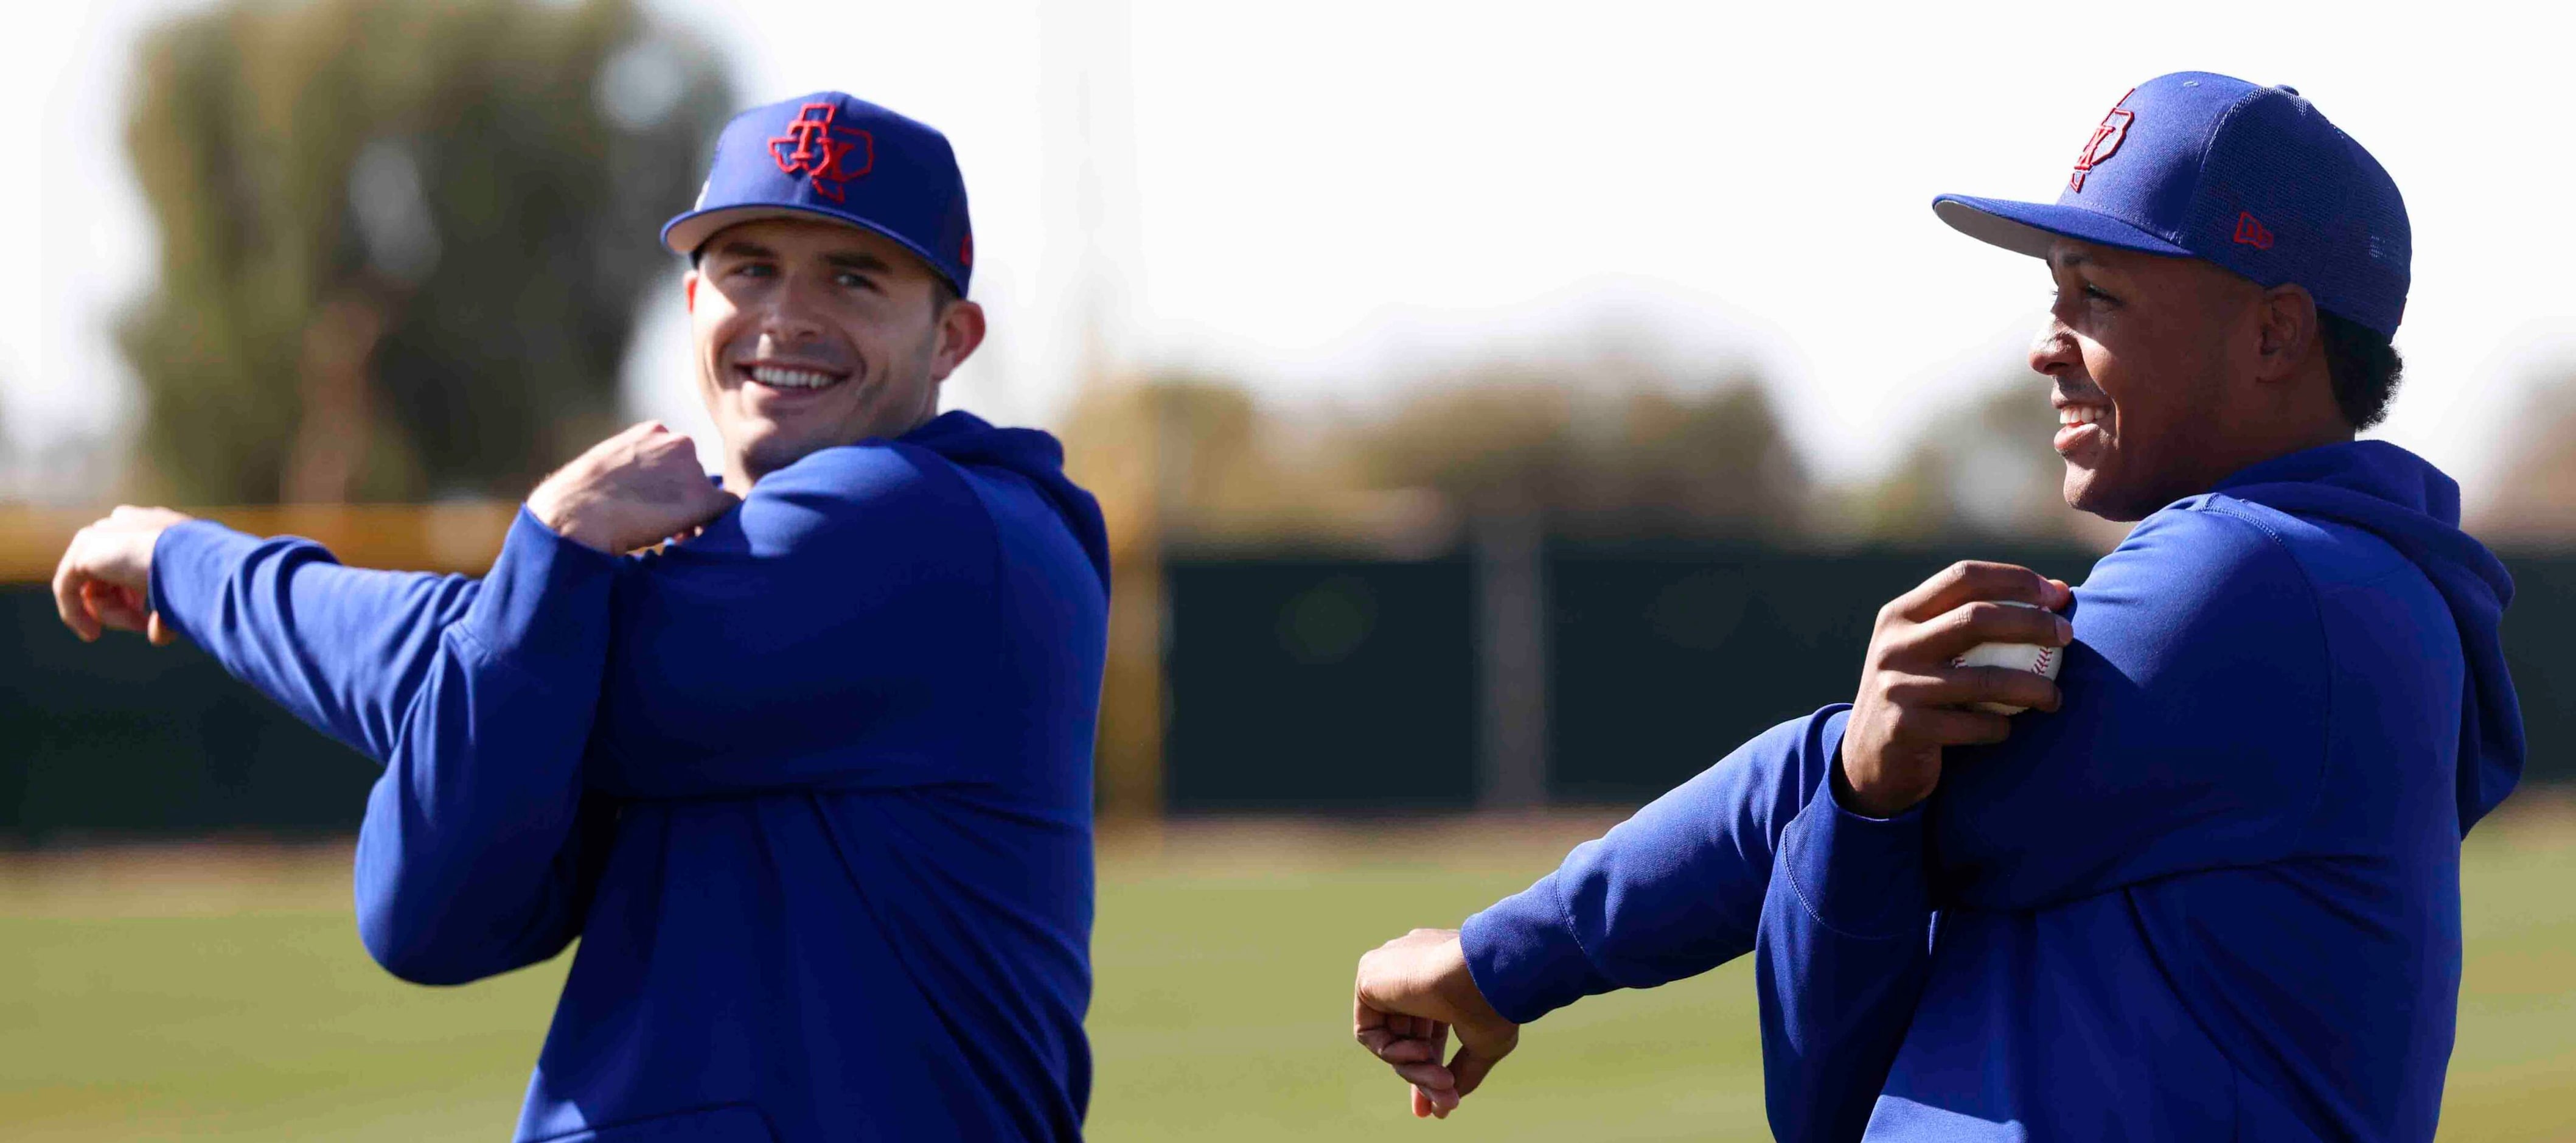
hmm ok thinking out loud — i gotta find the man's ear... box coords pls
[684,269,700,313]
[2255,283,2320,385]
[928,299,987,384]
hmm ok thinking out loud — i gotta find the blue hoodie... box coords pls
[1461,441,2521,1141]
[148,411,1111,1142]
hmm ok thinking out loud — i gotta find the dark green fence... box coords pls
[2504,555,2576,787]
[1163,558,1480,811]
[1165,546,2576,808]
[1544,545,2101,802]
[1,589,375,841]
[3,545,2571,836]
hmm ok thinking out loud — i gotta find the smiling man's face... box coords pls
[2031,237,2274,521]
[686,217,985,488]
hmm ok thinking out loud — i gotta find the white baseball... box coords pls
[1951,601,2063,716]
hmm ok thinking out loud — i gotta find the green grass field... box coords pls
[3,806,2572,1141]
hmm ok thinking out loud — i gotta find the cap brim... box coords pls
[660,204,965,295]
[1931,194,2193,260]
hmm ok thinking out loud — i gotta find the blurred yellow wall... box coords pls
[0,503,519,582]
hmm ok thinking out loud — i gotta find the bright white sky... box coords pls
[9,0,2574,506]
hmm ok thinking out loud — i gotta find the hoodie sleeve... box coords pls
[1461,708,1931,1141]
[1929,503,2335,912]
[1459,711,1840,1022]
[582,442,1028,800]
[1755,766,1932,1143]
[151,509,619,984]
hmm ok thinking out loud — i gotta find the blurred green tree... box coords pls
[1357,360,1809,539]
[1060,357,1812,548]
[117,0,733,503]
[1061,374,1415,548]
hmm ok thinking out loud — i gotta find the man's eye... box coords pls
[733,263,775,278]
[2049,284,2118,310]
[835,271,878,292]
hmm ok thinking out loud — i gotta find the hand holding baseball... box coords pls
[528,422,739,554]
[1352,928,1520,1119]
[52,505,195,645]
[1839,561,2073,818]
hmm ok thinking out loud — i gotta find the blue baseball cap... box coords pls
[662,91,975,296]
[1933,72,2409,337]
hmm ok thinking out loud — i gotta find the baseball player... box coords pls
[53,93,1110,1141]
[1351,72,2522,1141]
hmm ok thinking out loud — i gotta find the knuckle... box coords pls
[1959,600,2010,628]
[1879,673,1930,705]
[1954,560,2005,588]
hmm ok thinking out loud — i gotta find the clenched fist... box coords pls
[528,422,739,554]
[52,505,194,645]
[1839,561,2073,817]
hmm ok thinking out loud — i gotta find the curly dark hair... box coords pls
[2320,310,2403,430]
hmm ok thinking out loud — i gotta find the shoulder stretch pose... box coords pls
[1350,72,2521,1142]
[54,93,1111,1143]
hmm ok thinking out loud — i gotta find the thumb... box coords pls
[1447,1035,1513,1099]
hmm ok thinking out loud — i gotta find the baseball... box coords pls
[1952,601,2063,715]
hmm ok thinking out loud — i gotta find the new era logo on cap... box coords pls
[661,92,975,297]
[2233,212,2275,250]
[1932,72,2411,337]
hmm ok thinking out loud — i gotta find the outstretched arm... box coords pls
[1351,564,2072,1136]
[1346,715,1864,1121]
[1346,711,1915,1131]
[54,422,734,985]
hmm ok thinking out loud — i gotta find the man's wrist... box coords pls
[527,489,616,553]
[1834,741,1927,819]
[1432,932,1511,1032]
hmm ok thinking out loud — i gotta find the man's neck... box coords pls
[2190,411,2355,498]
[722,407,943,492]
[2195,365,2355,490]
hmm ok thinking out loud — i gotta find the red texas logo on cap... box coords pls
[2069,89,2136,192]
[768,102,876,203]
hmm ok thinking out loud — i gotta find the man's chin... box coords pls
[725,423,846,484]
[2062,466,2156,523]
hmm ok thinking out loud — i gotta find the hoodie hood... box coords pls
[2212,439,2522,833]
[901,410,1113,595]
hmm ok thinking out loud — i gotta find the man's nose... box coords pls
[2028,319,2078,379]
[758,279,829,345]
